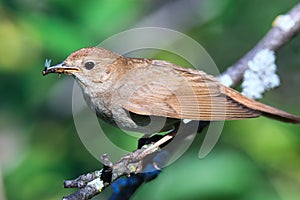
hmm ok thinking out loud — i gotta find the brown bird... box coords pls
[43,47,300,136]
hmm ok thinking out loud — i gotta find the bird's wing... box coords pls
[113,60,261,121]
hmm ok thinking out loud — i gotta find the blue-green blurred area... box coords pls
[0,0,300,199]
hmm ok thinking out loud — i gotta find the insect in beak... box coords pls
[42,59,80,76]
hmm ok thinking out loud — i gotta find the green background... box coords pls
[0,0,300,199]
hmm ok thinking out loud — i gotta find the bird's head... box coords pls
[43,47,120,88]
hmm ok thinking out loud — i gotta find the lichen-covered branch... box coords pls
[62,135,173,200]
[219,3,300,88]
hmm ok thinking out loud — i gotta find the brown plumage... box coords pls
[43,47,300,134]
[114,59,300,123]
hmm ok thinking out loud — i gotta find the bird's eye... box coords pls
[84,61,95,70]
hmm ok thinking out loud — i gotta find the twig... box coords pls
[62,135,173,200]
[63,170,103,189]
[219,3,300,86]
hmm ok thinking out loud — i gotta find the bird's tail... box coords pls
[224,87,300,124]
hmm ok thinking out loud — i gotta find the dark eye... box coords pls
[84,61,95,70]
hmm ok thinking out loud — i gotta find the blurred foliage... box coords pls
[0,0,300,200]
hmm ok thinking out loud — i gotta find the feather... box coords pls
[114,61,259,121]
[115,59,300,123]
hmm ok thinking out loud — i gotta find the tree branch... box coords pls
[219,3,300,87]
[62,135,173,200]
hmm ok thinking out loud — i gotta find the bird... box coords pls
[42,47,300,137]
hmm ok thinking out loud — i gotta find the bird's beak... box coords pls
[42,62,80,76]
